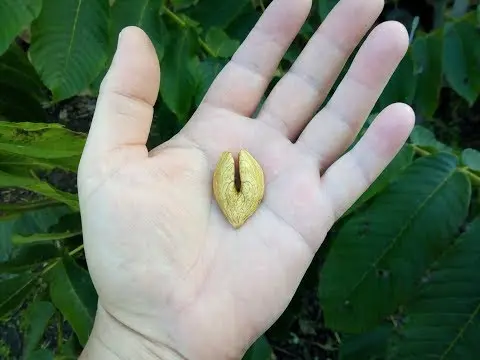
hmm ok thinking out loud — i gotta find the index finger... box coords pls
[199,0,312,116]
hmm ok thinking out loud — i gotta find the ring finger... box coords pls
[257,0,384,139]
[297,21,409,169]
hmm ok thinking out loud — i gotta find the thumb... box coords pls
[84,26,160,157]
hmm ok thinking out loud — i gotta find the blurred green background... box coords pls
[0,0,479,359]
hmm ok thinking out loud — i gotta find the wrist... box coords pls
[79,304,187,360]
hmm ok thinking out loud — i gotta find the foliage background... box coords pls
[0,0,480,359]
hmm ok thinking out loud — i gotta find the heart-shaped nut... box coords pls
[213,149,265,229]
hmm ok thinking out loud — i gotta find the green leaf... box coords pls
[148,102,182,149]
[0,243,60,273]
[409,125,452,153]
[0,84,47,123]
[54,356,77,360]
[451,0,470,18]
[344,146,414,217]
[320,153,471,332]
[300,22,315,39]
[0,273,38,318]
[0,205,70,262]
[0,170,79,209]
[179,14,201,29]
[188,0,250,29]
[0,152,73,174]
[194,58,226,106]
[48,255,97,346]
[461,148,480,172]
[0,121,85,172]
[339,325,391,360]
[377,49,416,110]
[0,216,15,261]
[409,16,420,41]
[0,199,57,214]
[170,0,198,10]
[111,0,168,61]
[204,27,239,58]
[318,0,339,21]
[226,9,261,42]
[385,8,414,30]
[23,301,55,357]
[89,65,107,96]
[412,31,443,117]
[284,42,303,64]
[0,0,42,55]
[443,14,480,105]
[26,349,54,360]
[388,218,480,360]
[242,336,273,360]
[160,27,198,121]
[12,205,72,235]
[13,211,82,244]
[0,43,46,100]
[55,333,80,359]
[13,231,81,244]
[268,251,323,341]
[30,0,109,101]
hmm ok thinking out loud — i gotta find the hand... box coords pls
[78,0,414,359]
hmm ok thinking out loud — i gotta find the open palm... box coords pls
[78,0,414,359]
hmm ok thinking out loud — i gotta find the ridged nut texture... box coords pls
[213,149,265,229]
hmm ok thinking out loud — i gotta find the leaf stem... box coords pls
[460,168,480,187]
[0,199,59,212]
[198,37,216,57]
[40,244,85,276]
[411,144,430,157]
[41,258,61,275]
[69,244,85,257]
[57,311,64,351]
[162,6,215,58]
[411,144,480,187]
[163,7,187,27]
[259,0,265,12]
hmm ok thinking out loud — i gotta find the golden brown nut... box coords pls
[213,149,265,229]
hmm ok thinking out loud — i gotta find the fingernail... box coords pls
[117,29,126,48]
[118,28,125,42]
[112,29,127,63]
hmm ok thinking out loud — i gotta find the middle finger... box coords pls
[257,0,384,140]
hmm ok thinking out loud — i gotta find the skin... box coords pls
[78,0,415,359]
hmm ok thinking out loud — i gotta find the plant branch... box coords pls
[40,244,85,276]
[251,0,265,11]
[460,168,480,187]
[57,311,64,351]
[162,6,217,58]
[198,37,216,57]
[411,144,430,157]
[411,144,480,187]
[163,7,186,27]
[259,0,265,12]
[69,244,85,257]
